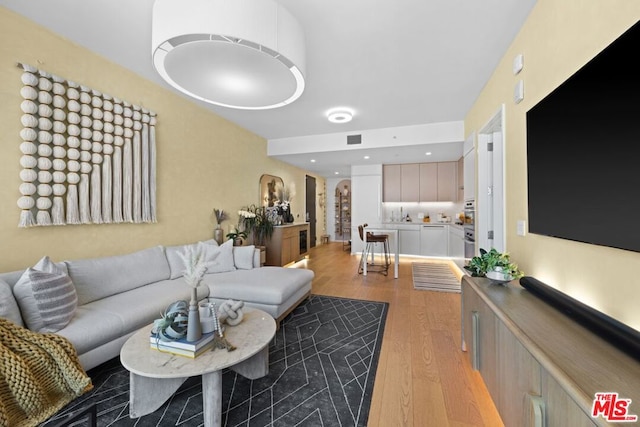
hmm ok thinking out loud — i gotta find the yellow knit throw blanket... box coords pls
[0,318,93,427]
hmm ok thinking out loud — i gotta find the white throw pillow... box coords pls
[13,256,77,333]
[165,243,196,279]
[0,279,24,327]
[233,245,255,270]
[202,239,236,274]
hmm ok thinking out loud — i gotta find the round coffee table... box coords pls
[120,308,276,427]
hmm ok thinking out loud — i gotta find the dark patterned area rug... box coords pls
[42,295,388,427]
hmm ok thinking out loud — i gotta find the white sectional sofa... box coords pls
[0,239,313,370]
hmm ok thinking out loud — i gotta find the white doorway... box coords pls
[477,105,506,253]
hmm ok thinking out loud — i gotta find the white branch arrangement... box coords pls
[178,244,210,288]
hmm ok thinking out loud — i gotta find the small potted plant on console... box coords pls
[464,248,523,284]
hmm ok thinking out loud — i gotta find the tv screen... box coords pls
[526,21,640,253]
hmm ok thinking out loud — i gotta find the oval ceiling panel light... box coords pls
[327,108,354,123]
[152,0,305,110]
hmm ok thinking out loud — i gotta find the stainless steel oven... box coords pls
[464,226,475,259]
[463,199,475,258]
[464,199,475,227]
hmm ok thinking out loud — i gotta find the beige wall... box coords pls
[465,0,640,330]
[0,7,324,271]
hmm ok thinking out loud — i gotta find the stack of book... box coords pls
[149,331,215,358]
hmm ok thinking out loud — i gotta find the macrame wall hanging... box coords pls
[17,63,157,227]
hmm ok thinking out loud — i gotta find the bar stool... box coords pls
[357,224,390,275]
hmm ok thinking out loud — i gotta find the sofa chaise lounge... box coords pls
[0,238,313,370]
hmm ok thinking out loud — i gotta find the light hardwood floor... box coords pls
[292,242,504,427]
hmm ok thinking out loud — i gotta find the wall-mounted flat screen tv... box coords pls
[526,20,640,253]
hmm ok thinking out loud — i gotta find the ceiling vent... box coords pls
[347,134,362,145]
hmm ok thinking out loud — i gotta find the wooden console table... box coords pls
[265,223,309,267]
[461,275,639,427]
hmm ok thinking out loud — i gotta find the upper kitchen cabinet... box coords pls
[384,162,458,202]
[400,164,420,202]
[436,161,458,202]
[383,163,419,202]
[457,157,464,202]
[382,164,401,202]
[419,162,458,202]
[419,163,438,201]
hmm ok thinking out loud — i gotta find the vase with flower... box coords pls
[178,244,211,341]
[212,208,228,245]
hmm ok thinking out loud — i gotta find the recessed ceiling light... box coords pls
[425,152,432,156]
[310,159,316,163]
[326,108,354,123]
[334,171,340,175]
[364,155,370,160]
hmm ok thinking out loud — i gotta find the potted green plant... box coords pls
[238,204,274,246]
[464,248,523,283]
[226,229,248,246]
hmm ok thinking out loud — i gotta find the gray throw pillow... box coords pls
[13,256,78,332]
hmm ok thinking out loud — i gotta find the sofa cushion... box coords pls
[0,278,24,327]
[56,278,209,355]
[233,245,256,270]
[202,239,236,274]
[67,246,170,305]
[165,239,219,279]
[165,243,195,280]
[13,256,78,333]
[203,267,314,305]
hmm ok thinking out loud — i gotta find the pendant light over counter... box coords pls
[151,0,306,110]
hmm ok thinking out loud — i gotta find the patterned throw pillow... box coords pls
[13,256,78,333]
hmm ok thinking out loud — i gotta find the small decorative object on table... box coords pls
[218,299,245,326]
[464,247,524,285]
[178,244,211,342]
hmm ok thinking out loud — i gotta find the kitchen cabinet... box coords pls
[419,163,438,201]
[417,162,458,202]
[384,162,458,202]
[351,166,382,254]
[463,138,475,201]
[399,228,420,255]
[383,163,419,202]
[461,276,638,427]
[265,223,309,266]
[448,225,465,259]
[457,156,464,202]
[382,164,401,202]
[400,163,420,202]
[436,161,457,202]
[420,224,448,256]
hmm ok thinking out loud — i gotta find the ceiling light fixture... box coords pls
[425,152,432,156]
[364,155,370,160]
[152,0,306,110]
[327,108,354,123]
[310,159,316,163]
